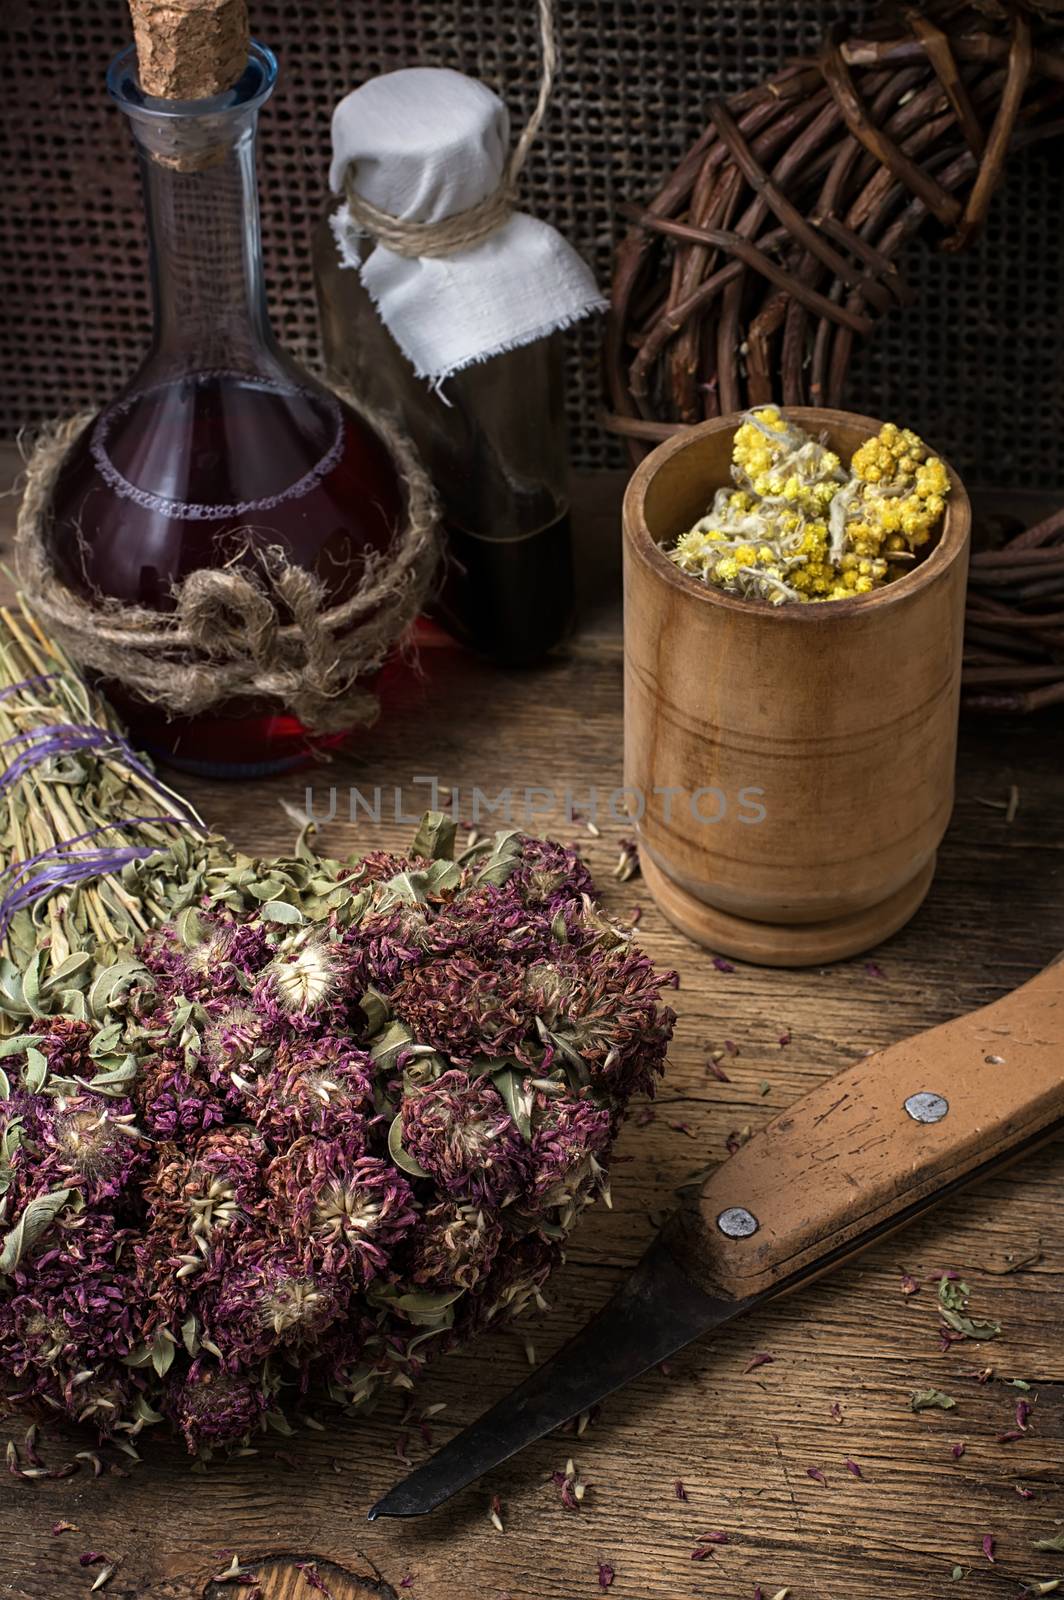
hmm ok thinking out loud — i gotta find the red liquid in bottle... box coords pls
[45,369,402,776]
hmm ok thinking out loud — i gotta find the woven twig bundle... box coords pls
[607,1,1064,711]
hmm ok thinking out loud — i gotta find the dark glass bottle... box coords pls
[44,43,402,777]
[314,226,574,667]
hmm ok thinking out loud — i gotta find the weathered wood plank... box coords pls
[0,452,1062,1599]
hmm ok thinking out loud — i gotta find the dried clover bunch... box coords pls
[669,406,951,604]
[0,812,676,1457]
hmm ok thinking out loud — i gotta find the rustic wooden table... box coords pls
[0,453,1062,1600]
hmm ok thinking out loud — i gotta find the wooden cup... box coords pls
[623,407,971,967]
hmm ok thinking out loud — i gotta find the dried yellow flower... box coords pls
[668,409,951,605]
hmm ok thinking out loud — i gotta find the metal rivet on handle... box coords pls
[904,1091,949,1124]
[717,1206,759,1239]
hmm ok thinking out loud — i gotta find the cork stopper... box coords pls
[127,0,250,99]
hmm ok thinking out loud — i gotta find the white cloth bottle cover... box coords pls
[329,67,607,384]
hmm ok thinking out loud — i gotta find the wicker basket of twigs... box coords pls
[964,507,1064,714]
[605,0,1064,711]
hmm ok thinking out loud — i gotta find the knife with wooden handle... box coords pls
[369,958,1064,1520]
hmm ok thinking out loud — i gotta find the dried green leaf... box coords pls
[0,1188,71,1275]
[388,1113,430,1178]
[85,1054,139,1096]
[359,988,392,1036]
[0,1034,37,1060]
[911,1389,957,1412]
[151,1330,175,1378]
[475,829,524,887]
[20,951,45,1018]
[940,1308,1001,1341]
[41,951,93,992]
[938,1277,971,1311]
[21,1047,48,1094]
[411,811,457,862]
[88,961,148,1019]
[89,1023,124,1059]
[370,1020,416,1074]
[175,906,205,949]
[1033,1535,1064,1554]
[492,1065,534,1143]
[260,900,305,926]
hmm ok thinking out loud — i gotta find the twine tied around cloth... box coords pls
[342,0,558,259]
[15,396,439,735]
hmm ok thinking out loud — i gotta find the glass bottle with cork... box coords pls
[40,0,413,777]
[313,55,605,668]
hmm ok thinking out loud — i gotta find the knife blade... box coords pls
[370,956,1064,1520]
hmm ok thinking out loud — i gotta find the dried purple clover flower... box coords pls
[405,1201,503,1293]
[267,1139,414,1282]
[528,1094,612,1223]
[22,1094,149,1206]
[250,1036,374,1143]
[0,1215,138,1413]
[166,1361,268,1454]
[510,837,594,909]
[253,933,363,1027]
[0,814,673,1457]
[205,1241,349,1366]
[401,1072,532,1208]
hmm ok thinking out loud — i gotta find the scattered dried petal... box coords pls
[899,1270,920,1296]
[674,1480,688,1501]
[806,1466,828,1487]
[743,1352,775,1374]
[952,1442,966,1459]
[843,1459,862,1479]
[982,1534,996,1563]
[489,1493,504,1534]
[597,1562,615,1591]
[706,1057,731,1083]
[711,956,735,974]
[296,1564,333,1596]
[865,962,885,978]
[1016,1485,1036,1499]
[53,1521,79,1536]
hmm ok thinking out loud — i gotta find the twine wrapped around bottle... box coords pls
[15,395,439,735]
